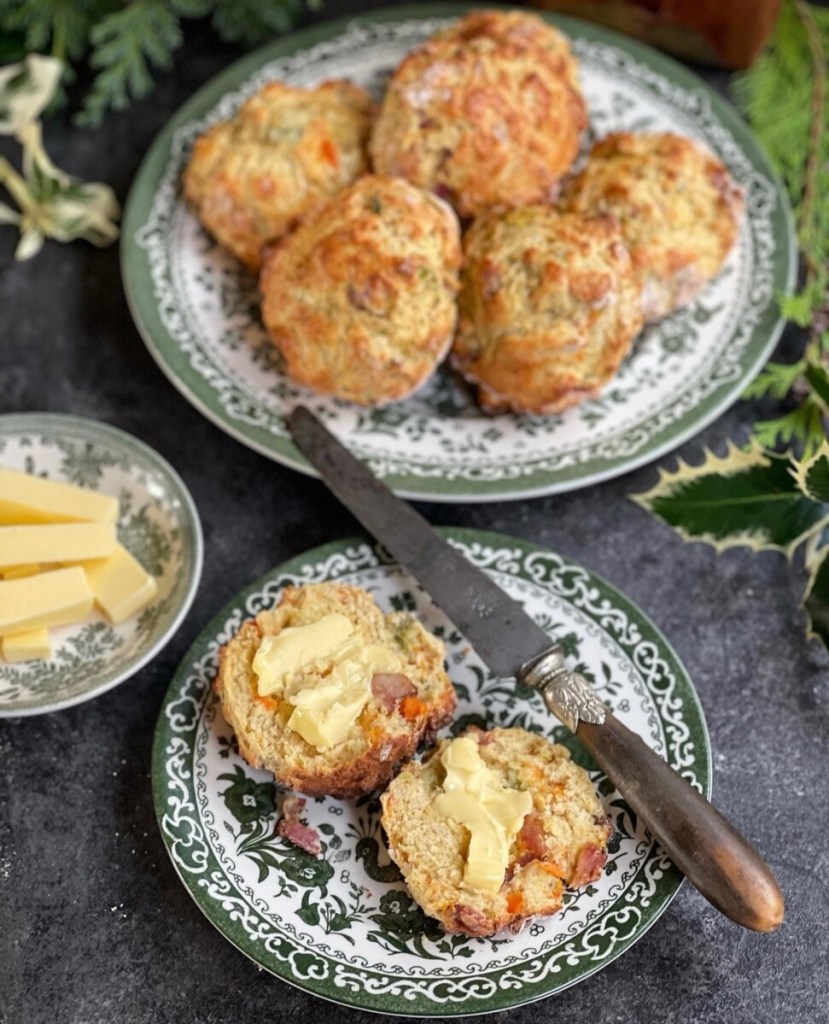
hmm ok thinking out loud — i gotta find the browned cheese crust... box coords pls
[562,132,744,321]
[182,79,374,270]
[381,727,613,937]
[369,20,586,219]
[434,9,581,91]
[259,174,462,405]
[215,582,457,799]
[451,207,643,414]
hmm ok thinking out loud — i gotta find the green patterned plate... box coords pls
[0,414,203,717]
[153,529,710,1015]
[122,3,795,502]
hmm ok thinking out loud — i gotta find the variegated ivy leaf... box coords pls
[632,442,829,556]
[0,121,119,259]
[0,54,62,137]
[793,443,829,504]
[803,545,829,650]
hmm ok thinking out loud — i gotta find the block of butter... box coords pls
[0,566,93,636]
[2,626,52,662]
[3,563,41,579]
[0,468,118,525]
[81,543,158,624]
[0,522,117,570]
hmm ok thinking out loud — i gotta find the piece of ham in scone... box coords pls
[215,582,456,798]
[381,727,613,937]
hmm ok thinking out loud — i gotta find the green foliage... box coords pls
[78,0,182,125]
[632,443,829,556]
[0,0,314,125]
[795,445,829,503]
[733,0,829,314]
[633,443,829,643]
[734,0,829,451]
[803,547,829,647]
[0,55,119,257]
[635,3,829,652]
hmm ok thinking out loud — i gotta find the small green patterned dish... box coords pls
[0,413,203,717]
[122,3,796,502]
[153,529,710,1015]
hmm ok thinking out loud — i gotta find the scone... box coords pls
[381,728,612,937]
[562,132,744,321]
[369,21,586,219]
[434,9,581,91]
[216,582,456,798]
[259,174,462,405]
[451,207,643,414]
[183,79,374,270]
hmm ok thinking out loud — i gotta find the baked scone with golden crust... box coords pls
[259,174,462,405]
[216,582,456,799]
[381,728,612,937]
[562,132,744,322]
[369,25,586,219]
[183,79,374,270]
[451,207,643,415]
[434,9,581,91]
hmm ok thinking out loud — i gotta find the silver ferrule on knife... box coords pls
[518,646,607,734]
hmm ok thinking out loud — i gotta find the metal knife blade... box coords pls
[288,404,785,933]
[290,409,550,679]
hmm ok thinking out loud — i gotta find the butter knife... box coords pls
[288,405,784,932]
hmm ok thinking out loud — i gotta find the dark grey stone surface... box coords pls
[1,6,827,1023]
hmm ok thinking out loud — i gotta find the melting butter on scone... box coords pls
[253,611,406,750]
[434,736,533,892]
[381,727,613,937]
[215,582,457,798]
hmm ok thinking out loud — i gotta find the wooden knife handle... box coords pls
[577,712,784,931]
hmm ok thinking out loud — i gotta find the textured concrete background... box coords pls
[1,5,828,1023]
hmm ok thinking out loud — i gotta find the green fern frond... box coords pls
[209,0,306,45]
[743,359,805,401]
[753,401,825,456]
[78,0,183,126]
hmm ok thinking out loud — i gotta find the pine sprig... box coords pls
[0,0,313,125]
[77,0,182,125]
[209,0,309,46]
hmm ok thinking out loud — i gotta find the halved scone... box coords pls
[381,727,612,937]
[216,582,456,798]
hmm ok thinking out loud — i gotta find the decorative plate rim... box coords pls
[121,2,797,504]
[152,527,711,1014]
[0,411,204,717]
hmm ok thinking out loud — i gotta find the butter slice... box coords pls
[286,637,402,749]
[81,544,157,624]
[0,522,117,569]
[0,468,118,525]
[3,563,41,579]
[252,613,404,750]
[253,613,355,696]
[2,626,51,662]
[434,736,533,893]
[0,566,93,636]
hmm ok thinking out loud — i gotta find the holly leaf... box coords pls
[631,442,829,556]
[803,544,829,650]
[793,443,829,503]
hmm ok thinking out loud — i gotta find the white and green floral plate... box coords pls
[0,413,203,717]
[122,3,795,503]
[153,529,710,1015]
